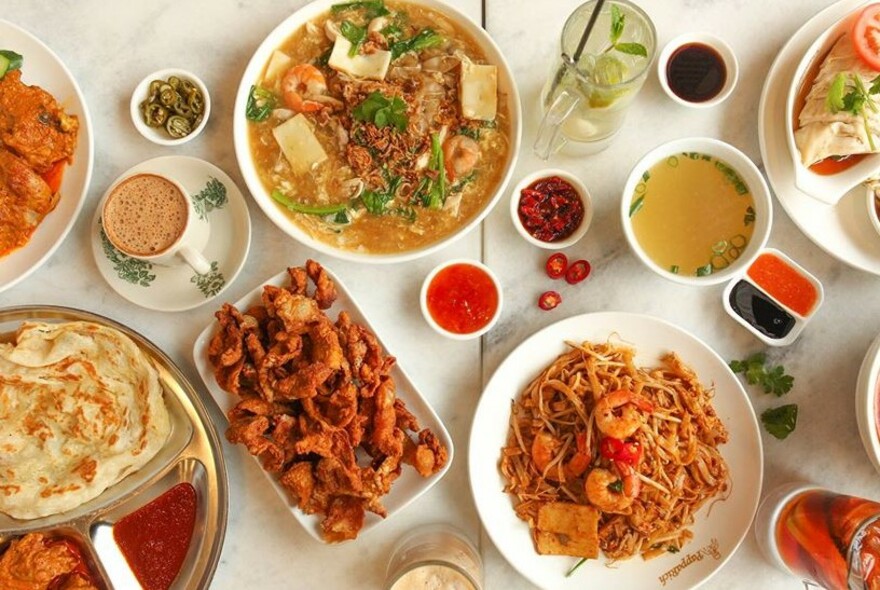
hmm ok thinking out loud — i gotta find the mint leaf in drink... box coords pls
[614,42,647,57]
[610,4,625,45]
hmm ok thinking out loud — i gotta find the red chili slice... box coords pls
[599,436,624,459]
[565,259,591,284]
[538,290,562,310]
[545,253,568,279]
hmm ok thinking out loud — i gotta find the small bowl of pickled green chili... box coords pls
[130,68,210,145]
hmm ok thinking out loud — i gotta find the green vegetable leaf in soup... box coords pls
[340,20,367,56]
[390,29,443,60]
[245,85,276,122]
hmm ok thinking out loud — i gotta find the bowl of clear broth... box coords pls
[621,137,772,286]
[233,0,521,264]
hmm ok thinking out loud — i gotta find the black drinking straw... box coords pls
[547,0,607,100]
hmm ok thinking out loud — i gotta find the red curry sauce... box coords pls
[113,482,197,590]
[746,253,818,317]
[426,263,499,334]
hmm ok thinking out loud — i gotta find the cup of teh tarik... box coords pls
[101,173,211,274]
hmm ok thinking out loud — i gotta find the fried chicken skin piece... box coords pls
[0,70,79,173]
[321,497,365,542]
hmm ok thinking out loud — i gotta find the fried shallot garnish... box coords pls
[208,260,447,542]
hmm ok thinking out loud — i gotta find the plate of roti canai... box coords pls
[0,306,227,590]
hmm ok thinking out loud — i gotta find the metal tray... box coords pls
[0,306,228,589]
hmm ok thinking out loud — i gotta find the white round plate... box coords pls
[232,0,521,264]
[90,156,251,312]
[855,331,880,475]
[469,312,763,590]
[758,0,880,275]
[0,20,94,293]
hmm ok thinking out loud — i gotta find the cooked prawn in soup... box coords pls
[246,0,510,254]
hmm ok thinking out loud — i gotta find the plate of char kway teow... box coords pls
[0,20,93,293]
[760,0,880,274]
[469,312,762,590]
[0,307,227,590]
[233,0,521,262]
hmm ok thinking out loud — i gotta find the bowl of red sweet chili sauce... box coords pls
[509,169,592,249]
[420,259,502,340]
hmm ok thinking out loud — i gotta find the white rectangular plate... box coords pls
[192,266,453,543]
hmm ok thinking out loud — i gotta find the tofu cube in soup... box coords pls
[328,36,391,81]
[264,50,293,84]
[460,61,497,121]
[272,114,327,174]
[535,502,599,558]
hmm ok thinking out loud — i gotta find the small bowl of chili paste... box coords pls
[420,259,502,340]
[510,169,592,249]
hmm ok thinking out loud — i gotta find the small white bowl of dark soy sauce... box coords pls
[658,33,738,108]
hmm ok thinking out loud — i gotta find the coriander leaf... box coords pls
[340,20,367,56]
[607,479,623,493]
[763,365,795,396]
[458,126,480,140]
[352,92,408,132]
[610,4,625,45]
[854,74,878,112]
[390,28,443,59]
[827,73,847,113]
[245,85,276,122]
[614,42,647,57]
[871,74,880,95]
[761,404,798,440]
[381,24,404,43]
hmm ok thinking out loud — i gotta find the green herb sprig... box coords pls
[353,91,408,132]
[827,72,880,151]
[730,353,798,440]
[608,5,647,57]
[340,20,367,56]
[729,352,794,396]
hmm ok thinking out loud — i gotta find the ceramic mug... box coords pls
[101,173,211,274]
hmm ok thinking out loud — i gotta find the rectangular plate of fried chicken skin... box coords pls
[192,260,453,543]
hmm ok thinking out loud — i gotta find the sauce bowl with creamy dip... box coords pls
[385,525,482,590]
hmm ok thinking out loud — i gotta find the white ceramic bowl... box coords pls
[509,168,592,249]
[620,137,773,286]
[420,259,502,341]
[130,68,210,146]
[856,331,880,476]
[785,9,880,205]
[233,0,522,264]
[657,32,738,108]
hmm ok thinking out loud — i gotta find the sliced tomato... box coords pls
[40,160,67,195]
[565,259,591,284]
[545,253,568,279]
[852,4,880,71]
[538,290,561,310]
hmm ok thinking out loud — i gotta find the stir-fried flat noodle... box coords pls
[500,340,730,561]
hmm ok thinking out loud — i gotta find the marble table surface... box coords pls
[2,0,878,588]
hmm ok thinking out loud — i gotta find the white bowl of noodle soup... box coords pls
[233,0,521,263]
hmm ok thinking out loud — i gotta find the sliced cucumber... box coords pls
[0,50,23,78]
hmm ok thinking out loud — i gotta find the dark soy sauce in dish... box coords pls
[666,43,727,103]
[728,280,796,339]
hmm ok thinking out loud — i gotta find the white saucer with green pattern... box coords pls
[91,156,251,312]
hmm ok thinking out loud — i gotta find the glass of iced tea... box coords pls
[533,0,656,159]
[755,483,880,589]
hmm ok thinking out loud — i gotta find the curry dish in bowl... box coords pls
[236,0,520,261]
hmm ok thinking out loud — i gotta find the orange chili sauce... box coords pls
[747,253,818,317]
[426,263,499,334]
[809,154,866,175]
[113,483,197,590]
